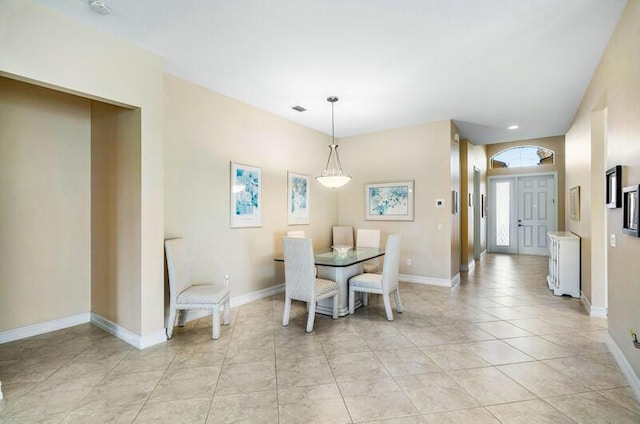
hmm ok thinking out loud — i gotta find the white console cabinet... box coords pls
[547,232,580,298]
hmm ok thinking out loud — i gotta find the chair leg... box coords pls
[177,310,187,327]
[382,293,394,321]
[349,287,355,315]
[306,301,316,333]
[166,306,178,339]
[332,294,339,320]
[223,296,231,325]
[282,297,292,327]
[362,292,369,306]
[212,305,221,340]
[394,289,403,313]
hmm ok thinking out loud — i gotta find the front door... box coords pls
[489,173,556,255]
[517,175,556,255]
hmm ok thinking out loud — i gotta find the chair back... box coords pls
[356,229,381,248]
[282,237,316,302]
[381,234,402,292]
[333,226,354,246]
[287,230,306,238]
[165,238,193,301]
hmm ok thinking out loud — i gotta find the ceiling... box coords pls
[33,0,626,144]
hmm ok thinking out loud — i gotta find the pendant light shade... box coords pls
[316,96,351,188]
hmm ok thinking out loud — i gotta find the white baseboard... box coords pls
[460,261,475,272]
[606,333,640,403]
[1,283,286,349]
[580,291,608,318]
[399,273,458,288]
[90,313,167,350]
[0,312,90,344]
[480,250,487,260]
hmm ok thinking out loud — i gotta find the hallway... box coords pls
[0,254,637,423]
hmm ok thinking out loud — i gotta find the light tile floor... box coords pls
[0,254,638,423]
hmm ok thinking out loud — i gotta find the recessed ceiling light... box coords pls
[508,125,519,130]
[291,105,306,112]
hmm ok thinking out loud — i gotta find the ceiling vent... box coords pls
[291,105,307,112]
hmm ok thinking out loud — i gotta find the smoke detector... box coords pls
[89,0,111,15]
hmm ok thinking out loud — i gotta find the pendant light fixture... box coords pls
[316,96,351,188]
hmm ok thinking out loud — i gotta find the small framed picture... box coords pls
[605,165,622,208]
[452,190,458,214]
[623,184,640,236]
[365,181,414,221]
[230,162,262,228]
[288,172,310,225]
[569,186,580,221]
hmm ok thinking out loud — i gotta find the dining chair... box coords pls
[332,226,354,246]
[357,228,381,273]
[287,230,306,238]
[348,234,403,321]
[165,238,231,340]
[282,237,339,332]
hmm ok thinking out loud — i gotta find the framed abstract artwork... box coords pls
[365,181,414,221]
[569,186,580,221]
[623,184,640,236]
[605,165,622,208]
[230,162,262,228]
[287,172,310,225]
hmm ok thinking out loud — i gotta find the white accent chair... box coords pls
[282,237,339,332]
[357,229,382,274]
[332,226,354,246]
[287,230,306,238]
[165,238,230,340]
[349,234,403,321]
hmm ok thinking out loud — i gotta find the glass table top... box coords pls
[275,247,384,268]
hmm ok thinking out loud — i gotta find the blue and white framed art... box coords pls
[230,162,262,228]
[288,172,310,225]
[365,180,414,221]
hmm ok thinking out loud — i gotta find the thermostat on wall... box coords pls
[436,199,445,207]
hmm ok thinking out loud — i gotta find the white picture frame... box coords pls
[365,180,414,221]
[230,162,262,228]
[287,172,310,225]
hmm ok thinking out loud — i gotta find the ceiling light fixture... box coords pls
[316,96,351,188]
[89,0,111,15]
[508,125,519,130]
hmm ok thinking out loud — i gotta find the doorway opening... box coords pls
[488,173,557,255]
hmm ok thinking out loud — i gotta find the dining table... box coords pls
[275,246,384,317]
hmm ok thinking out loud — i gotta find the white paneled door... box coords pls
[517,175,556,255]
[489,174,556,256]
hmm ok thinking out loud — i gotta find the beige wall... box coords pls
[565,0,640,376]
[487,135,566,232]
[450,126,461,278]
[91,103,142,334]
[460,140,488,267]
[0,0,165,339]
[0,77,91,331]
[338,120,455,281]
[163,74,338,297]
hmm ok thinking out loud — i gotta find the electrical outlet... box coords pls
[610,234,616,247]
[406,258,412,266]
[438,223,443,231]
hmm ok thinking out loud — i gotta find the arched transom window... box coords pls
[490,145,554,169]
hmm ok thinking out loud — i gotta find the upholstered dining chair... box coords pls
[282,237,339,332]
[165,238,230,340]
[332,226,354,246]
[356,229,382,273]
[348,234,403,321]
